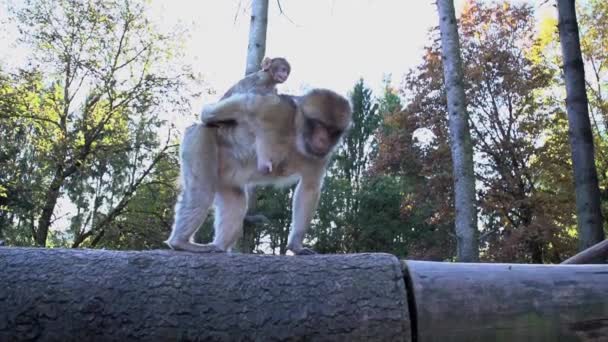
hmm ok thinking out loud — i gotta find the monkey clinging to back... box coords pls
[221,57,290,100]
[203,56,291,174]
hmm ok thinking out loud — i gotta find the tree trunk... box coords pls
[436,0,479,262]
[562,239,608,264]
[238,215,259,253]
[35,166,65,246]
[405,260,608,342]
[3,248,608,341]
[239,186,261,254]
[244,0,268,76]
[556,0,606,254]
[240,0,270,252]
[0,248,410,341]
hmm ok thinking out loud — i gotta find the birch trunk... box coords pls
[436,0,479,262]
[244,0,269,75]
[241,0,270,252]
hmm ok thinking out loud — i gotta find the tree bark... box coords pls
[436,0,479,262]
[405,260,608,342]
[35,166,65,246]
[244,0,269,76]
[2,248,608,341]
[0,248,410,342]
[556,0,606,253]
[241,0,270,252]
[562,239,608,264]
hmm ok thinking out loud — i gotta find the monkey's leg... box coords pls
[200,94,279,125]
[213,186,248,251]
[287,177,321,255]
[168,192,222,253]
[166,124,222,253]
[200,94,250,124]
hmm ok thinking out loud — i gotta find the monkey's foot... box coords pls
[290,247,318,256]
[165,240,224,254]
[257,160,273,174]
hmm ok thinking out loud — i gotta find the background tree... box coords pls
[578,0,608,242]
[90,153,180,250]
[373,47,457,261]
[436,0,479,262]
[0,0,192,247]
[245,0,269,76]
[460,2,560,263]
[526,2,608,261]
[0,70,54,245]
[556,0,605,252]
[239,0,270,253]
[311,79,381,254]
[372,1,580,263]
[257,187,293,255]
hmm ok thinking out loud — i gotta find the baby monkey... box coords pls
[205,57,292,173]
[221,57,291,100]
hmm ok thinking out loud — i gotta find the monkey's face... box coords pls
[297,89,352,159]
[264,57,290,84]
[271,63,290,84]
[301,117,343,157]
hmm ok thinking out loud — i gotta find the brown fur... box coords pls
[210,57,292,173]
[169,89,352,255]
[220,57,291,100]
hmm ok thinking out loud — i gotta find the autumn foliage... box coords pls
[372,1,607,262]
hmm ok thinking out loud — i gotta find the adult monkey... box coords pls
[210,57,292,174]
[166,89,352,255]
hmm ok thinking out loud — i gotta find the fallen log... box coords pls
[2,248,608,341]
[405,260,608,342]
[562,239,608,264]
[0,248,410,342]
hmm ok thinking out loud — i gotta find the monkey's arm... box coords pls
[287,173,323,255]
[219,85,238,100]
[200,94,280,125]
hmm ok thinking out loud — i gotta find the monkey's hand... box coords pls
[257,158,273,174]
[290,246,318,256]
[202,120,237,128]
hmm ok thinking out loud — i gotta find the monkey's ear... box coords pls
[261,57,272,71]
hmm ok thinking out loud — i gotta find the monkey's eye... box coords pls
[328,128,342,138]
[306,117,322,130]
[274,66,289,75]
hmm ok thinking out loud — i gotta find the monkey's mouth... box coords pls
[305,143,328,158]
